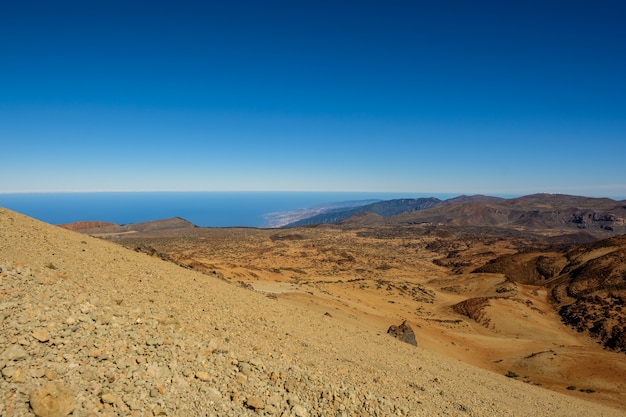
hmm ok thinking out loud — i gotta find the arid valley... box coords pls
[56,194,626,414]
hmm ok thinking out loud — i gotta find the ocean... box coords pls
[0,192,455,228]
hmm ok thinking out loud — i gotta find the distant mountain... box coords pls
[440,194,506,205]
[284,197,442,227]
[388,193,626,237]
[285,193,626,235]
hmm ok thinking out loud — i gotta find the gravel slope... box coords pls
[1,207,623,417]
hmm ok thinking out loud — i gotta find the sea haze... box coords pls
[0,192,457,228]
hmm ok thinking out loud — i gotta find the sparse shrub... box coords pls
[45,262,57,270]
[579,388,596,393]
[505,371,519,378]
[567,385,577,390]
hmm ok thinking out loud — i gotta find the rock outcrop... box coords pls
[387,321,418,346]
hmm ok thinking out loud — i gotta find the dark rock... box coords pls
[387,320,417,346]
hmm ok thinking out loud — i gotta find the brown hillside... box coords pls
[388,194,626,238]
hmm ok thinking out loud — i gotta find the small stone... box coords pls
[172,375,190,391]
[45,369,58,380]
[146,364,162,379]
[88,349,101,358]
[2,366,16,379]
[2,344,29,361]
[33,329,50,343]
[246,396,265,410]
[127,399,142,411]
[239,362,253,376]
[195,371,210,381]
[292,404,308,417]
[29,382,75,417]
[14,367,27,383]
[153,406,167,415]
[268,395,282,407]
[80,303,93,314]
[96,314,112,325]
[284,378,297,393]
[206,387,221,402]
[101,393,116,404]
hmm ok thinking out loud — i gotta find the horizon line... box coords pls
[0,189,467,195]
[1,189,625,200]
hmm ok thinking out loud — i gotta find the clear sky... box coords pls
[1,1,625,198]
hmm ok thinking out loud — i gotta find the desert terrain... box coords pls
[2,194,626,416]
[53,193,626,414]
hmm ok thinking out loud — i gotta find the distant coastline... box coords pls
[0,191,458,228]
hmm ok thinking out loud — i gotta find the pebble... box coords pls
[2,344,29,361]
[292,404,308,417]
[32,329,50,343]
[246,396,265,410]
[195,371,210,381]
[101,393,116,404]
[206,387,222,403]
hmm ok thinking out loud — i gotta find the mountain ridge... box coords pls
[285,197,442,227]
[283,194,626,238]
[382,194,626,238]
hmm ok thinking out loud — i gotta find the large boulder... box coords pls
[387,320,417,346]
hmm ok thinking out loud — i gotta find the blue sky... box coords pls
[1,1,625,198]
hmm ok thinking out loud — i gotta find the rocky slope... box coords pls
[1,207,624,416]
